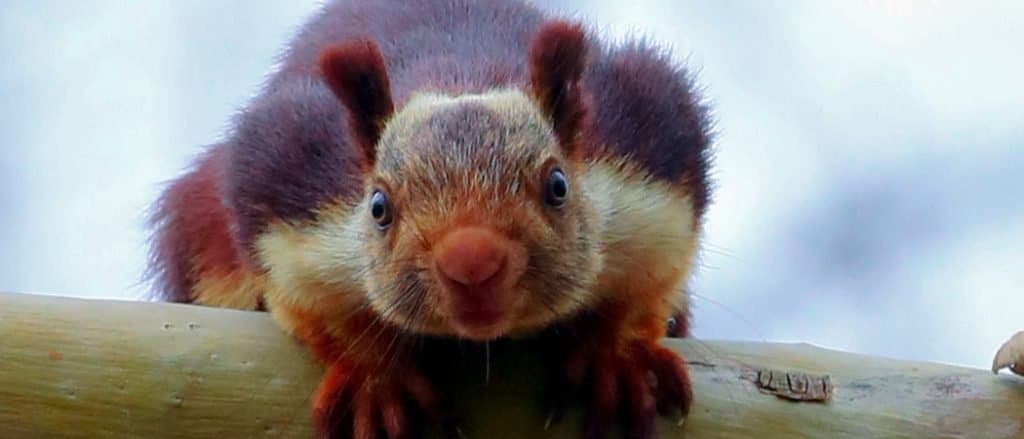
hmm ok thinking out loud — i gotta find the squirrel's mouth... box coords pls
[445,287,522,340]
[451,308,509,340]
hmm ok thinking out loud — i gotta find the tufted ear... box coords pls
[318,39,394,168]
[527,20,589,158]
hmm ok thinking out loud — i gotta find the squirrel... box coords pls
[146,0,713,437]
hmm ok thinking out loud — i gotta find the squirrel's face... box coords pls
[312,21,594,340]
[356,91,601,340]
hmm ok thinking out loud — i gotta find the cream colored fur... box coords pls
[582,158,697,313]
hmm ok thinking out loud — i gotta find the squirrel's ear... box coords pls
[528,20,589,158]
[318,39,394,168]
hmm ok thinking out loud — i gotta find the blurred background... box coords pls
[1,0,1021,369]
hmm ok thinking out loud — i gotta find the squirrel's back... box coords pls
[271,0,548,101]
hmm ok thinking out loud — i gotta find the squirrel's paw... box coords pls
[312,360,441,439]
[556,339,692,439]
[993,330,1024,376]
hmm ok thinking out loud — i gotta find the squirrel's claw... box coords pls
[313,359,441,439]
[548,338,692,439]
[593,341,691,439]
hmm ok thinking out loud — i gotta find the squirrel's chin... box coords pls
[449,315,512,341]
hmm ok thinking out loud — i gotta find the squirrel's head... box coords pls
[317,21,601,340]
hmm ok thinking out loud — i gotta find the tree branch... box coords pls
[0,291,1020,438]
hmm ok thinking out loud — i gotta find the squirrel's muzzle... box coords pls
[431,226,527,339]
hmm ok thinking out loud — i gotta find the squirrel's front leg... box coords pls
[545,299,693,439]
[312,354,440,439]
[278,306,443,439]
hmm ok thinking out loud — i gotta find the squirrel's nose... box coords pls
[433,226,508,289]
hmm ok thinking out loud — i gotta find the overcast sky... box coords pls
[1,0,1021,369]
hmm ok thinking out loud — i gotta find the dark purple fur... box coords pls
[583,40,714,217]
[224,79,367,254]
[148,0,713,300]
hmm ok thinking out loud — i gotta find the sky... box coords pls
[1,0,1021,370]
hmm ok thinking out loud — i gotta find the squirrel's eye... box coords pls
[370,190,393,230]
[666,316,678,333]
[545,168,569,207]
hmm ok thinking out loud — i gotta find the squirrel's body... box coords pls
[148,0,713,437]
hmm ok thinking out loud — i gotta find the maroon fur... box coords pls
[527,20,589,158]
[146,147,246,302]
[318,40,395,168]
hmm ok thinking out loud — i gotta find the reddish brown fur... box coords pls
[541,300,693,436]
[273,294,445,437]
[146,146,249,303]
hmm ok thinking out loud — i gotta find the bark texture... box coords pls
[0,291,1021,438]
